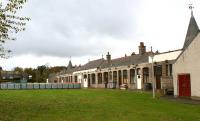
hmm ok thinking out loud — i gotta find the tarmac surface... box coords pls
[161,95,200,105]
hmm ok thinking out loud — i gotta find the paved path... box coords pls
[161,96,200,105]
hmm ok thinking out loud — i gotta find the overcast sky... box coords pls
[1,0,200,70]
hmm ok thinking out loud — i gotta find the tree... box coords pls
[0,0,30,58]
[11,66,68,83]
[49,66,67,73]
[24,67,35,82]
[36,65,49,83]
[13,66,23,81]
[13,66,23,74]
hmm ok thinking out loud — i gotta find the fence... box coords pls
[0,83,81,90]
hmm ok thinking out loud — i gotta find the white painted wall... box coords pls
[173,33,200,98]
[77,75,82,84]
[73,68,97,87]
[149,50,181,63]
[137,75,142,89]
[83,78,88,87]
[73,68,96,74]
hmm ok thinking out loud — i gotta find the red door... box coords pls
[178,74,191,97]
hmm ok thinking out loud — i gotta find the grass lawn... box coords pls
[0,89,199,121]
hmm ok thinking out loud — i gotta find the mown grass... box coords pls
[0,89,199,121]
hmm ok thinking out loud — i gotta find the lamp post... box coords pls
[150,47,155,98]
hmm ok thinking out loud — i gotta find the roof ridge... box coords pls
[88,58,104,62]
[155,49,182,55]
[111,55,139,61]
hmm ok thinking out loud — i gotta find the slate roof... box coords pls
[183,12,200,49]
[176,12,200,61]
[78,58,105,71]
[101,54,149,69]
[56,54,149,76]
[58,66,82,75]
[55,60,78,75]
[67,60,73,69]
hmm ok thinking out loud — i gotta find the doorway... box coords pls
[178,74,191,97]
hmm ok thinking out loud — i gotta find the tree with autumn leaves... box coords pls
[12,66,67,83]
[0,0,30,58]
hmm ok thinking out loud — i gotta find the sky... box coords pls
[0,0,200,70]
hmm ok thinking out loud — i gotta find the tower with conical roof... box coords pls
[183,4,200,49]
[67,57,73,70]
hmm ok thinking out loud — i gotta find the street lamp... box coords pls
[150,46,155,98]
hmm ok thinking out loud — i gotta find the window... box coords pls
[166,64,168,76]
[143,68,149,83]
[92,74,95,84]
[130,69,135,84]
[137,68,140,75]
[155,65,162,76]
[75,76,78,83]
[123,70,127,84]
[109,72,112,81]
[169,64,173,76]
[113,71,117,83]
[98,73,102,84]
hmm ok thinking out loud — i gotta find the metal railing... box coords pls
[0,83,81,90]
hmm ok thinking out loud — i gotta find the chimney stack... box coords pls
[138,42,146,55]
[106,52,111,63]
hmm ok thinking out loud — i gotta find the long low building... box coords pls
[48,10,200,100]
[49,42,181,91]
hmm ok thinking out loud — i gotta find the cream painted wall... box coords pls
[149,50,181,63]
[73,68,96,74]
[173,33,200,98]
[73,68,97,87]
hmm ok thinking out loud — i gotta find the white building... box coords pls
[173,11,200,100]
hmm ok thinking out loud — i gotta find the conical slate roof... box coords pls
[183,12,200,49]
[67,60,73,69]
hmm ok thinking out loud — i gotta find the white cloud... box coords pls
[5,0,140,57]
[1,0,200,70]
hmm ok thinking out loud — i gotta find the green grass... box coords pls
[0,89,199,121]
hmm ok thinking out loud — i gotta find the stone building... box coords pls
[173,11,200,100]
[150,50,181,90]
[49,42,181,91]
